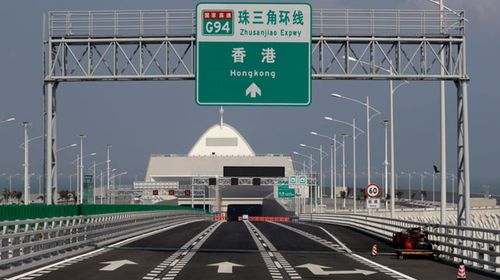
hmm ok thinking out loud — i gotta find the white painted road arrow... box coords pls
[245,82,261,98]
[296,263,376,276]
[207,261,244,273]
[99,260,137,271]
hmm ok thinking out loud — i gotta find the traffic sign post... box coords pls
[365,184,381,212]
[196,3,311,106]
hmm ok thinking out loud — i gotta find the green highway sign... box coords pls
[196,3,311,106]
[299,175,307,185]
[278,188,295,198]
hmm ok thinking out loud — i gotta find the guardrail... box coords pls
[0,210,209,275]
[300,213,500,274]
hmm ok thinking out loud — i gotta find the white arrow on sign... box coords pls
[296,263,376,276]
[207,261,244,273]
[245,82,261,98]
[99,260,137,271]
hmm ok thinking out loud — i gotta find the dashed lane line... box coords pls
[270,222,416,280]
[6,219,205,280]
[141,221,223,280]
[244,221,301,280]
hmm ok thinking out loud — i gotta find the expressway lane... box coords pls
[5,220,497,280]
[254,222,408,280]
[289,222,497,280]
[175,221,272,280]
[5,220,214,280]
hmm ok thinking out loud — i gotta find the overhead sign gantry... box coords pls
[43,6,470,227]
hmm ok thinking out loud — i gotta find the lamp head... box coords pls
[299,144,306,147]
[70,143,77,147]
[331,93,342,98]
[324,116,333,121]
[293,151,299,155]
[310,131,318,136]
[90,152,97,156]
[6,117,15,122]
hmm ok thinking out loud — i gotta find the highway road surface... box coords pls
[5,220,496,280]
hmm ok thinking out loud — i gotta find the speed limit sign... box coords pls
[365,184,381,198]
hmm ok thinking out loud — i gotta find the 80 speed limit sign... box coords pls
[365,184,381,198]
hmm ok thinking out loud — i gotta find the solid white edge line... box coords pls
[351,253,417,280]
[6,219,204,280]
[317,226,353,253]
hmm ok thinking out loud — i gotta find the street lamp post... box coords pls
[293,151,317,213]
[300,143,328,213]
[345,56,408,218]
[415,172,425,201]
[22,122,31,205]
[401,172,413,202]
[106,144,111,204]
[54,143,78,204]
[382,120,389,208]
[110,171,127,204]
[310,131,343,213]
[425,171,437,205]
[324,117,364,213]
[331,94,381,185]
[79,134,85,204]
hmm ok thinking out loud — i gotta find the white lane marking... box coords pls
[142,221,222,280]
[269,222,343,253]
[6,219,203,280]
[274,261,283,269]
[244,221,302,280]
[317,225,352,253]
[99,260,138,271]
[351,254,416,280]
[272,222,416,280]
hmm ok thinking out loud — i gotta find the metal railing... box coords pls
[48,9,465,37]
[0,210,208,274]
[301,213,500,274]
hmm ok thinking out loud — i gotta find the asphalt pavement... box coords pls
[5,220,498,280]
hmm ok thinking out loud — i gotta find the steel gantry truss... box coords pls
[43,9,470,226]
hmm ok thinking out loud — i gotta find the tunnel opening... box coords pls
[226,204,263,221]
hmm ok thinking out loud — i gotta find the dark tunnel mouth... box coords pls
[226,204,263,221]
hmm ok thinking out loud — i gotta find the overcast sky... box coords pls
[0,0,498,195]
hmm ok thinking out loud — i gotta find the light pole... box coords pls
[106,144,112,204]
[331,94,381,185]
[110,171,127,204]
[90,160,107,204]
[345,56,408,218]
[21,122,31,205]
[9,173,21,193]
[324,117,364,213]
[293,151,316,213]
[341,133,347,196]
[415,172,425,201]
[401,172,413,202]
[310,131,343,213]
[54,143,77,203]
[79,134,85,204]
[425,171,437,205]
[382,120,389,208]
[72,151,96,204]
[300,143,328,213]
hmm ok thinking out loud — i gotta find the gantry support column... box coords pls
[44,82,57,205]
[456,80,470,227]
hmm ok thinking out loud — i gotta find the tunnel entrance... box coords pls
[226,204,263,221]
